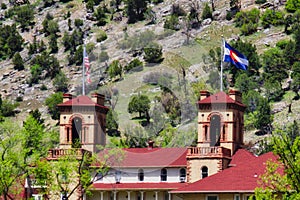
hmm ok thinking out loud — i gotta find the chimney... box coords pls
[148,140,154,150]
[200,90,210,101]
[91,93,105,105]
[229,90,242,103]
[63,93,73,103]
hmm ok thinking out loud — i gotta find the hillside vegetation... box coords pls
[0,0,300,147]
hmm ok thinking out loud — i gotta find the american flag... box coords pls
[84,47,91,84]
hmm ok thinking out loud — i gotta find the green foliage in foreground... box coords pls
[253,121,300,199]
[45,92,63,120]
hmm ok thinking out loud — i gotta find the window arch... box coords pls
[161,168,167,181]
[138,169,144,181]
[201,166,208,179]
[210,115,221,146]
[179,168,186,182]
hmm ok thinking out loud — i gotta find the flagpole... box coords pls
[220,37,224,91]
[82,44,86,96]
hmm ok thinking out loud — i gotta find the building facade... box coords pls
[27,90,275,200]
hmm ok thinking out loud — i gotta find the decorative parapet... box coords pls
[187,146,231,158]
[47,148,91,160]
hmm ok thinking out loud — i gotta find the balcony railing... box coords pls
[187,146,231,158]
[47,148,91,160]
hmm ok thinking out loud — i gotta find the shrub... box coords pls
[285,0,300,13]
[74,19,83,28]
[99,51,109,62]
[16,96,23,102]
[12,52,24,71]
[240,21,258,35]
[124,58,143,72]
[143,42,163,63]
[40,84,48,91]
[164,15,180,31]
[1,3,7,9]
[261,9,284,28]
[255,0,266,4]
[118,30,156,51]
[235,8,260,27]
[96,29,107,42]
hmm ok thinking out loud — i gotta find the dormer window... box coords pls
[161,168,167,181]
[179,168,186,182]
[138,169,144,181]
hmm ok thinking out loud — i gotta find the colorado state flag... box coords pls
[223,41,248,70]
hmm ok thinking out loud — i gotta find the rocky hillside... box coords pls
[0,0,295,144]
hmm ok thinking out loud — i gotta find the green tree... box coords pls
[243,91,272,132]
[15,4,34,31]
[124,0,148,23]
[0,119,22,200]
[254,121,300,199]
[234,73,258,94]
[53,71,69,92]
[33,147,124,200]
[202,3,212,20]
[29,64,42,84]
[94,5,107,26]
[264,79,284,102]
[74,18,83,28]
[143,42,163,63]
[128,94,151,118]
[106,109,119,136]
[261,9,284,28]
[124,58,143,72]
[45,92,63,120]
[0,24,24,58]
[12,52,24,71]
[49,34,58,53]
[226,40,260,84]
[285,0,300,13]
[62,31,73,52]
[108,60,122,79]
[46,20,60,35]
[262,47,288,83]
[164,14,180,31]
[234,8,260,35]
[1,100,18,117]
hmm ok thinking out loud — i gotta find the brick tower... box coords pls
[187,90,246,183]
[56,93,108,154]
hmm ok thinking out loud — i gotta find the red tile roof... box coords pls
[171,151,278,193]
[58,95,108,110]
[98,148,187,168]
[198,91,246,108]
[92,182,188,191]
[229,149,256,166]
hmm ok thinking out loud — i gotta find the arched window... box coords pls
[179,168,186,182]
[204,125,208,141]
[161,168,167,181]
[71,117,82,148]
[138,169,144,181]
[201,166,208,179]
[210,115,221,146]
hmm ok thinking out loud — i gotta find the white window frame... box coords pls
[243,194,253,200]
[206,194,219,200]
[234,194,240,200]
